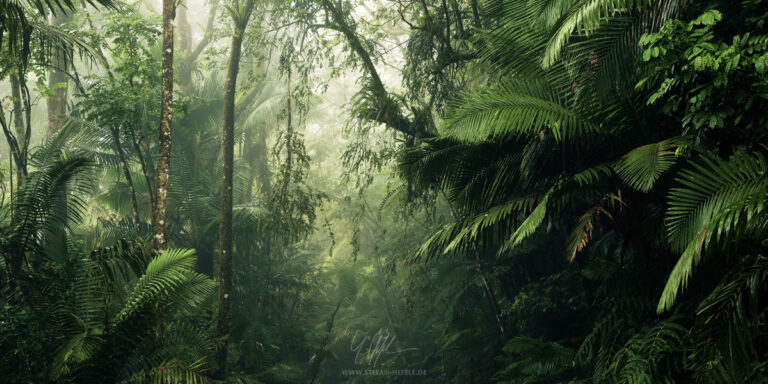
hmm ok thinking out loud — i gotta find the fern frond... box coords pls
[113,248,215,326]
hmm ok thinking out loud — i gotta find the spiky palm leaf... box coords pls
[686,255,768,382]
[441,79,601,142]
[540,0,679,68]
[658,150,768,312]
[1,0,115,71]
[614,136,690,192]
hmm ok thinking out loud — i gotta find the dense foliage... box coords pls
[1,0,767,382]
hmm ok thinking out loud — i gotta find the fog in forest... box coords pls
[1,0,768,383]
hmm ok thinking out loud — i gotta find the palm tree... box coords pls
[0,0,116,194]
[398,0,768,381]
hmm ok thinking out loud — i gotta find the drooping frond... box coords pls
[565,190,624,262]
[541,0,656,68]
[13,154,95,248]
[481,0,550,75]
[501,193,550,251]
[658,151,768,312]
[442,79,600,142]
[686,256,768,381]
[1,0,115,71]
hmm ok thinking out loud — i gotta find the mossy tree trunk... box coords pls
[46,10,73,140]
[152,0,175,251]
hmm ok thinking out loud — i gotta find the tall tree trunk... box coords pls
[9,73,30,190]
[216,0,256,376]
[0,110,19,217]
[255,129,271,198]
[475,251,505,335]
[129,114,155,210]
[46,10,73,140]
[176,5,192,88]
[178,0,219,89]
[237,63,268,203]
[441,0,451,49]
[308,299,343,384]
[451,0,464,36]
[280,64,292,197]
[110,125,142,237]
[152,0,176,251]
[471,0,482,28]
[177,5,191,53]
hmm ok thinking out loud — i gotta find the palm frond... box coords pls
[658,151,768,312]
[615,136,690,192]
[442,79,599,142]
[565,191,624,262]
[542,0,653,68]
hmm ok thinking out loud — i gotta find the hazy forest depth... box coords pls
[1,0,768,382]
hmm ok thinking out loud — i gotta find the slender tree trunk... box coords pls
[177,5,191,53]
[471,0,481,28]
[308,299,343,384]
[241,126,268,203]
[281,64,292,197]
[0,95,23,195]
[237,60,267,203]
[217,0,256,376]
[441,0,451,49]
[152,0,175,251]
[46,11,73,139]
[110,125,142,237]
[178,0,219,88]
[0,109,19,220]
[9,74,28,190]
[176,5,192,89]
[255,130,271,198]
[451,0,464,36]
[241,128,255,204]
[129,116,155,210]
[475,251,504,335]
